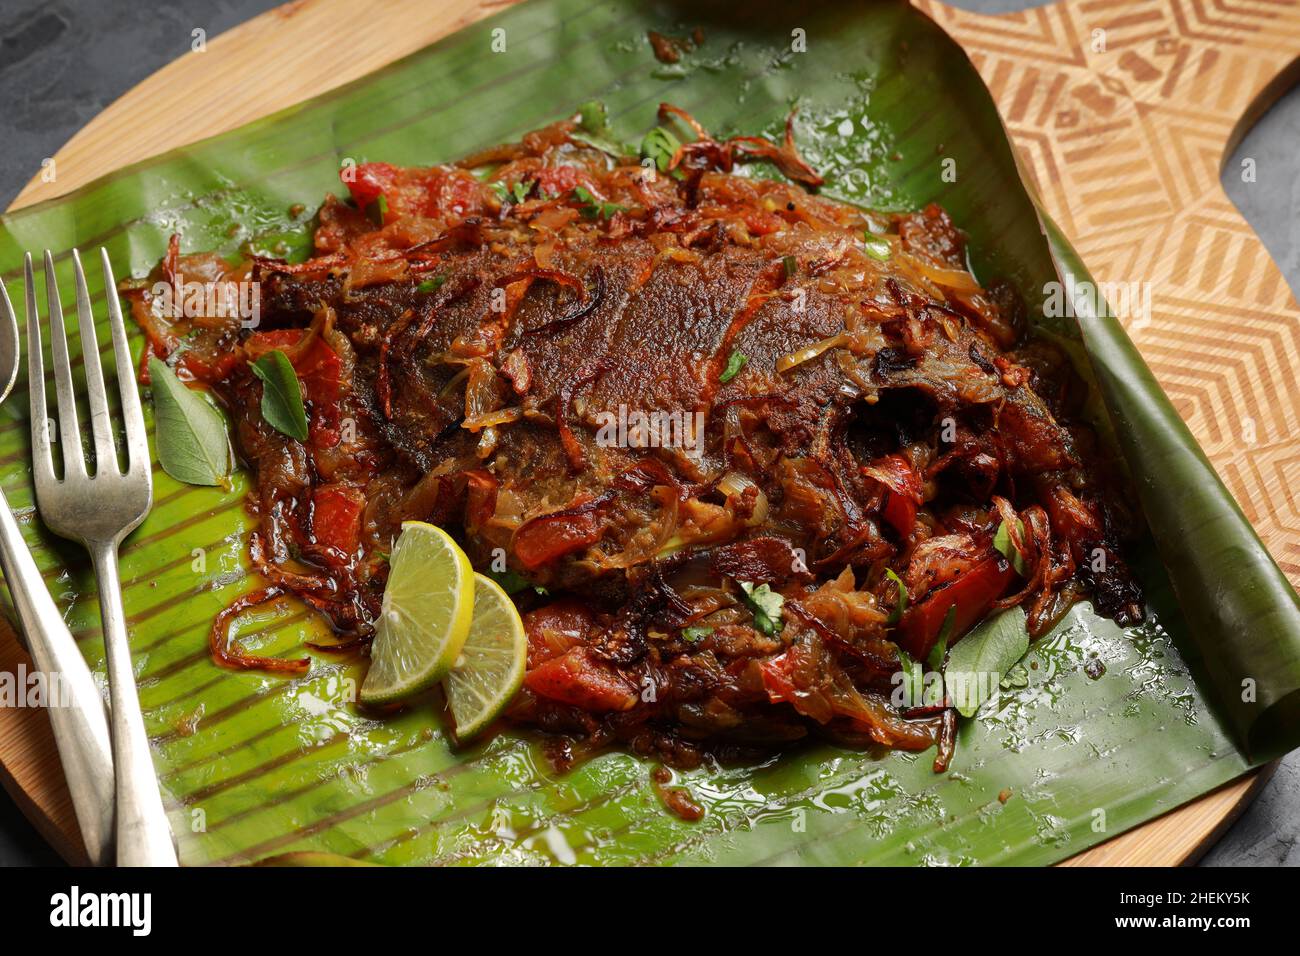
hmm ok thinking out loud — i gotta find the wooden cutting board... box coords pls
[2,0,1297,865]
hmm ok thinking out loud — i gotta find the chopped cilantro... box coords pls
[573,186,626,220]
[682,625,714,643]
[739,581,784,636]
[640,126,683,172]
[719,350,747,383]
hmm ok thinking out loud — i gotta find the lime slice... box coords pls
[360,521,474,705]
[444,573,527,740]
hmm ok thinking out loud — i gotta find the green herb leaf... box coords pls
[863,233,892,261]
[368,193,389,227]
[640,126,683,172]
[570,100,631,157]
[489,181,532,205]
[573,185,626,220]
[147,357,231,487]
[682,625,714,643]
[885,567,908,626]
[486,568,531,595]
[740,581,784,635]
[927,604,957,673]
[993,518,1030,576]
[250,350,309,442]
[416,274,448,294]
[719,350,747,383]
[944,606,1029,718]
[897,648,924,709]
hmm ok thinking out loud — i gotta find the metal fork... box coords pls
[0,277,115,866]
[26,248,177,867]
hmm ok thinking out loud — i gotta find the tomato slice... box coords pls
[868,455,922,538]
[310,484,365,558]
[898,556,1016,661]
[342,161,399,211]
[524,647,638,712]
[512,495,611,570]
[882,491,917,538]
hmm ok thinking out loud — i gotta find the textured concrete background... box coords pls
[0,0,1295,866]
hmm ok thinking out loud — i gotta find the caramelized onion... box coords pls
[776,334,848,374]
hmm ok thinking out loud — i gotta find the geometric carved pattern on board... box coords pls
[915,0,1300,589]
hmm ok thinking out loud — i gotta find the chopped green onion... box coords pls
[782,255,797,279]
[573,185,626,220]
[368,193,389,227]
[885,568,908,626]
[863,233,891,261]
[927,604,957,673]
[682,625,714,643]
[416,274,448,294]
[993,518,1029,576]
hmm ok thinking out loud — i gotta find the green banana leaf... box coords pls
[2,0,1298,866]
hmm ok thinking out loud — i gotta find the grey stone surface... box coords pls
[0,0,1295,866]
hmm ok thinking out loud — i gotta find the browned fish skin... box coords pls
[124,107,1143,768]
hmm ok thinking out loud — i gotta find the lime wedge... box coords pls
[444,573,527,740]
[360,521,474,705]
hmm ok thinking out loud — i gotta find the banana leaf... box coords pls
[2,0,1298,866]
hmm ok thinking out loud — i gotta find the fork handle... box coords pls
[91,541,178,867]
[0,487,116,865]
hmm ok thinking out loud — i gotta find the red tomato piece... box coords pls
[311,484,365,558]
[523,599,596,668]
[524,647,638,712]
[512,497,610,570]
[343,161,399,210]
[898,556,1016,661]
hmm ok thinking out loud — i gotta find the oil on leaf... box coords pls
[147,357,231,487]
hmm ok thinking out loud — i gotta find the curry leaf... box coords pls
[147,357,231,487]
[944,606,1029,718]
[250,350,309,442]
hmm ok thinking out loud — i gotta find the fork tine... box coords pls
[100,248,148,478]
[24,254,54,484]
[43,251,86,479]
[72,249,118,476]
